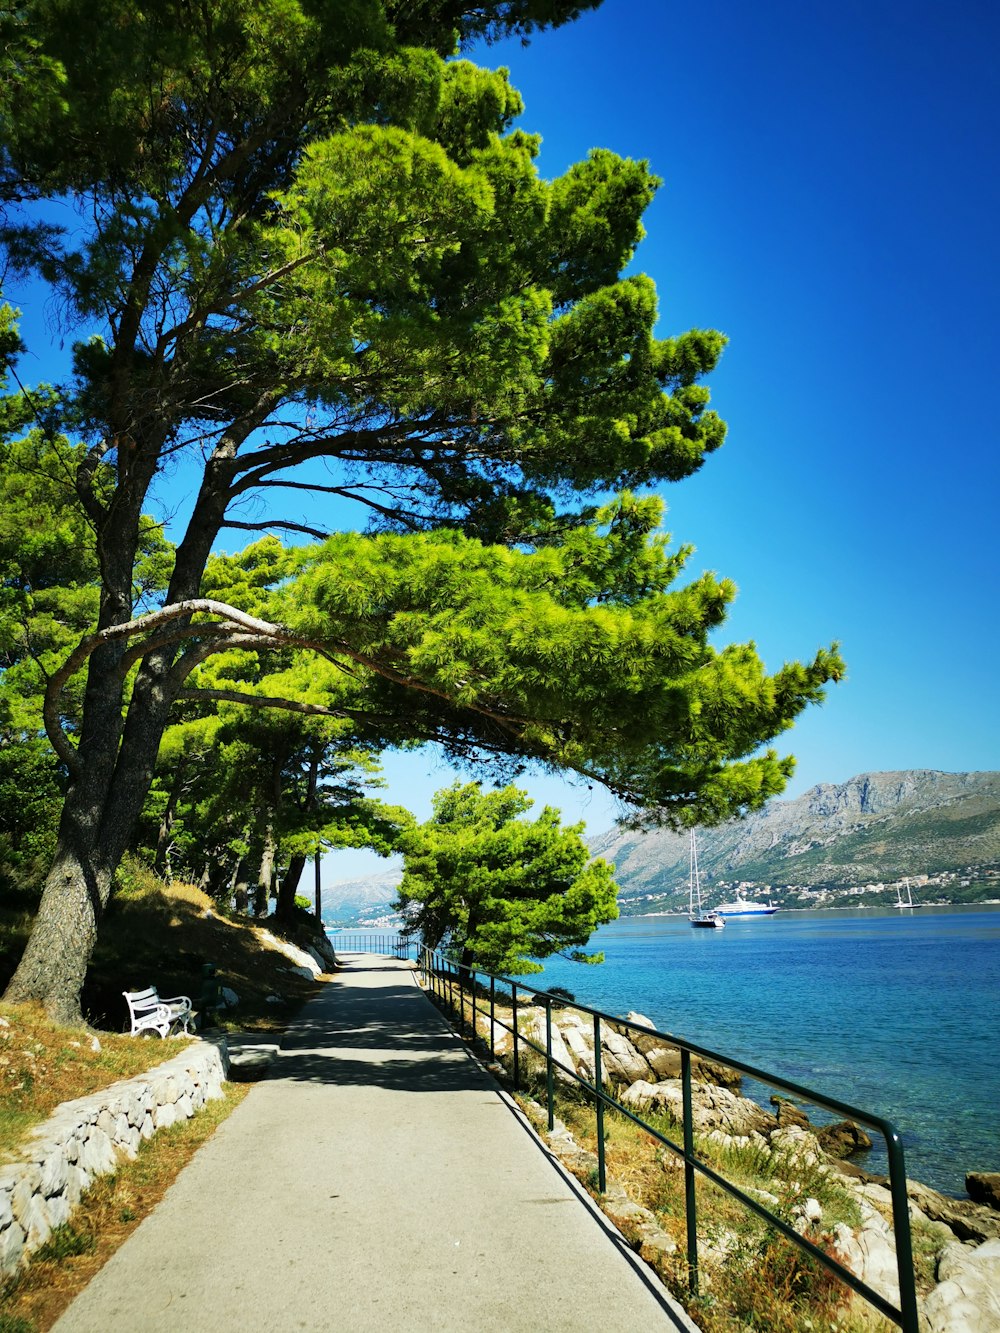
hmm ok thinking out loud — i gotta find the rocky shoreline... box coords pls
[481,998,1000,1333]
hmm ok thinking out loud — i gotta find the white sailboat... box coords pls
[689,831,725,929]
[895,877,917,909]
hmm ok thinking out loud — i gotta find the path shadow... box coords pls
[273,1048,492,1093]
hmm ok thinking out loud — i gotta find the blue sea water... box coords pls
[532,906,1000,1197]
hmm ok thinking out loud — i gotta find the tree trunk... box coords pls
[153,761,187,875]
[3,787,114,1023]
[254,824,276,917]
[232,856,250,914]
[275,853,306,922]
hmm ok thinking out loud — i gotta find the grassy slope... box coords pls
[0,872,328,1157]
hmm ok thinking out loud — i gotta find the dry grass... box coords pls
[0,875,325,1159]
[0,869,325,1041]
[0,1081,252,1332]
[0,1004,192,1161]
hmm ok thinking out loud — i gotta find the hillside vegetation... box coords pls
[0,865,326,1047]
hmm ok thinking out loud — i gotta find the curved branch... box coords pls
[118,626,239,675]
[177,687,348,719]
[43,599,291,769]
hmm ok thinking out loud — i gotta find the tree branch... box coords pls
[176,687,348,718]
[221,518,330,541]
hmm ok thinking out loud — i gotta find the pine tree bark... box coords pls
[3,466,236,1020]
[275,854,306,921]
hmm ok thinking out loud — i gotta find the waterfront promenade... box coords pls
[54,956,693,1332]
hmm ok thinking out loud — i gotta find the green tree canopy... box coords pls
[397,781,617,974]
[0,0,842,1022]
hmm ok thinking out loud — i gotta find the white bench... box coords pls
[123,986,194,1038]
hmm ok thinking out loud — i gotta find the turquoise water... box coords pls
[532,906,1000,1197]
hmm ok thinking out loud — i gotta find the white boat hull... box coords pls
[715,902,779,918]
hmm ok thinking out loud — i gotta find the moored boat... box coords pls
[715,897,779,918]
[689,831,726,929]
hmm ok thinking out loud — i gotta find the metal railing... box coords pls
[326,931,410,960]
[417,944,919,1333]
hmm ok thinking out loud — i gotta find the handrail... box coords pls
[324,931,410,960]
[418,944,919,1333]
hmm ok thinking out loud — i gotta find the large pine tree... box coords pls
[0,1,840,1020]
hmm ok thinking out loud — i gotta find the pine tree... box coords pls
[0,3,841,1019]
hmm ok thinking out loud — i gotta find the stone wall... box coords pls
[0,1037,229,1275]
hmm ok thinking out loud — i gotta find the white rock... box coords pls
[46,1193,71,1230]
[80,1128,116,1176]
[153,1102,179,1131]
[39,1151,68,1197]
[522,1012,576,1086]
[0,1221,25,1274]
[89,1035,101,1053]
[255,928,321,975]
[803,1196,822,1224]
[64,1165,89,1206]
[601,1029,649,1084]
[923,1239,1000,1333]
[561,1024,595,1081]
[855,1220,900,1310]
[11,1168,41,1222]
[154,1075,180,1105]
[624,1011,655,1029]
[0,1192,12,1229]
[21,1192,52,1249]
[176,1093,194,1119]
[140,1112,155,1140]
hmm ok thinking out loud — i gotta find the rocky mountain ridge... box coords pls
[590,769,1000,912]
[320,867,402,927]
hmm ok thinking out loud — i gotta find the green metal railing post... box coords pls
[886,1133,920,1333]
[545,997,555,1131]
[682,1048,699,1296]
[397,953,916,1330]
[593,1012,606,1193]
[512,985,520,1090]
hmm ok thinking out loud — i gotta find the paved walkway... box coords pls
[55,957,694,1332]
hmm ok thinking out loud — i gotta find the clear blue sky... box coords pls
[6,0,999,882]
[331,0,1000,879]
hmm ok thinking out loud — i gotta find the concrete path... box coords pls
[55,957,694,1332]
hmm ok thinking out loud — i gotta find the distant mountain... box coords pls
[590,770,1000,913]
[321,867,403,926]
[321,771,1000,923]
